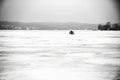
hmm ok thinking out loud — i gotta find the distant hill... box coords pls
[0,21,98,30]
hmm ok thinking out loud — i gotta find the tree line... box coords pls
[98,22,120,30]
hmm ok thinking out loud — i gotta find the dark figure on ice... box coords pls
[69,30,75,35]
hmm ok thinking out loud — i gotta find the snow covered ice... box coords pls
[0,30,120,80]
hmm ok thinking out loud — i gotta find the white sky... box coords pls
[0,0,119,23]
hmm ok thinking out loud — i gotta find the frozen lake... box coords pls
[0,30,120,80]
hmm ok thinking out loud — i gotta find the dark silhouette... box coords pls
[98,24,104,30]
[69,30,75,35]
[104,22,111,30]
[98,22,120,30]
[110,23,120,30]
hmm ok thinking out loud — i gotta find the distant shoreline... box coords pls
[0,21,119,30]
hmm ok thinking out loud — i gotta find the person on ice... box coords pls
[69,30,75,35]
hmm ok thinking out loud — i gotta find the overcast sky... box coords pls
[0,0,119,23]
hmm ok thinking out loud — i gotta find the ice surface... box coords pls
[0,30,120,80]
